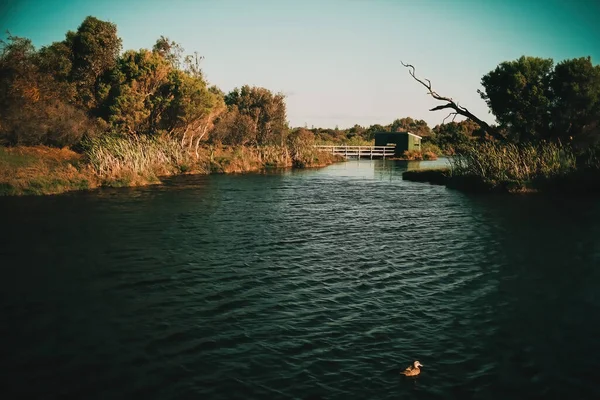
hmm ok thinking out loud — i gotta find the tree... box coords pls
[36,39,74,83]
[479,56,554,141]
[390,117,432,137]
[211,106,257,146]
[104,49,172,135]
[432,120,480,152]
[152,36,184,69]
[365,124,386,140]
[0,34,96,146]
[550,56,600,143]
[161,70,225,155]
[101,46,224,154]
[221,85,288,146]
[70,16,122,109]
[287,128,315,157]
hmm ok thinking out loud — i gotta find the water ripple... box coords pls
[1,160,600,399]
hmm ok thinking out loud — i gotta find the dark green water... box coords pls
[1,160,599,399]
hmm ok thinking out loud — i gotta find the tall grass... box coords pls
[450,141,576,189]
[2,135,342,195]
[0,146,93,195]
[83,135,203,184]
[210,145,289,173]
[84,135,340,184]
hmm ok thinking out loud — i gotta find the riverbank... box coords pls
[402,168,600,194]
[402,141,600,194]
[402,168,537,193]
[0,144,343,196]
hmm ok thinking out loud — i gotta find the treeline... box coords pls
[296,117,480,154]
[0,15,491,157]
[303,117,433,143]
[0,16,289,151]
[2,16,598,161]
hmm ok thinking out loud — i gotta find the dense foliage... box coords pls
[480,55,600,144]
[211,86,287,146]
[0,16,284,151]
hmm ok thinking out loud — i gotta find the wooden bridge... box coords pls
[314,145,396,159]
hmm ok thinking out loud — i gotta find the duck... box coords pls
[400,360,423,376]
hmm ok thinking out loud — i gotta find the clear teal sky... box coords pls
[2,0,599,128]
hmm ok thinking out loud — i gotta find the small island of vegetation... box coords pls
[400,57,600,194]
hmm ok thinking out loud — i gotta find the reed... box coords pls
[449,141,576,190]
[2,135,343,196]
[83,135,208,185]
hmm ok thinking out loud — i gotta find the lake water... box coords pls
[1,159,599,399]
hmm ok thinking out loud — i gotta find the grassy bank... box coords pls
[402,142,600,194]
[0,137,342,196]
[0,146,97,195]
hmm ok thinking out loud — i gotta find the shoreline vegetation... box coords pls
[0,15,352,197]
[402,142,600,194]
[0,141,342,196]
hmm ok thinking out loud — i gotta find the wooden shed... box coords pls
[374,132,422,157]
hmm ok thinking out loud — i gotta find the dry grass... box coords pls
[83,135,208,185]
[211,145,291,173]
[211,143,341,172]
[0,146,98,195]
[402,150,439,161]
[1,138,342,196]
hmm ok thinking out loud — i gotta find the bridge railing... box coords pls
[314,145,396,159]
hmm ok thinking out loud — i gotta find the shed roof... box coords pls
[405,131,423,139]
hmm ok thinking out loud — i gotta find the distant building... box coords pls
[374,132,422,157]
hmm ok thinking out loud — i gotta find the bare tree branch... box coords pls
[430,104,454,112]
[443,112,458,124]
[401,61,504,141]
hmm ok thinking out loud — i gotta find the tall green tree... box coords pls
[161,70,225,154]
[102,46,223,151]
[216,85,288,146]
[36,37,75,84]
[70,16,122,109]
[550,56,600,143]
[104,49,171,134]
[479,56,554,141]
[152,36,184,69]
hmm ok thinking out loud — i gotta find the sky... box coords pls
[1,0,599,129]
